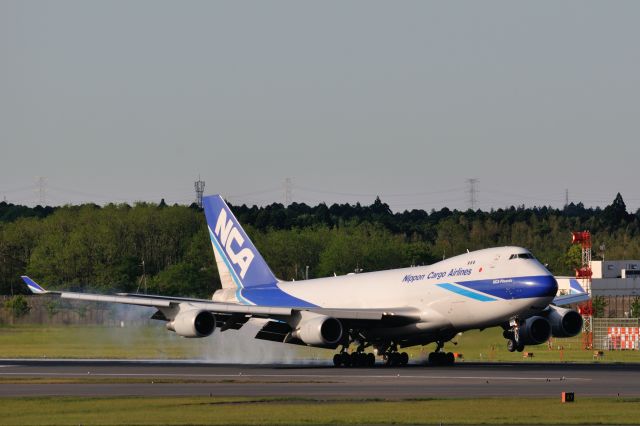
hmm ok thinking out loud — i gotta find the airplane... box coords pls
[22,194,590,367]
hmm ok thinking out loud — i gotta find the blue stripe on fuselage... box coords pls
[437,283,497,302]
[453,275,557,300]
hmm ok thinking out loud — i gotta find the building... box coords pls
[557,260,640,317]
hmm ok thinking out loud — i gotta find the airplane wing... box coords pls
[21,275,421,326]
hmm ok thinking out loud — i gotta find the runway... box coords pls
[1,360,639,398]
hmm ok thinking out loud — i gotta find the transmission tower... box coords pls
[283,177,293,205]
[194,176,205,208]
[467,178,478,210]
[35,176,47,206]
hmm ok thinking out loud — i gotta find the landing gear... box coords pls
[427,340,455,366]
[379,342,409,367]
[333,340,410,368]
[333,346,376,368]
[504,321,525,353]
[383,351,409,367]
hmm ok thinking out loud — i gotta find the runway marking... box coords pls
[0,372,591,382]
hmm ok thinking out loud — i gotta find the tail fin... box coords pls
[21,276,47,294]
[203,195,278,294]
[569,278,587,294]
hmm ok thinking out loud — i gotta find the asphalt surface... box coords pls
[0,360,638,398]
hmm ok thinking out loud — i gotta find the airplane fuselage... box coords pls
[234,246,557,336]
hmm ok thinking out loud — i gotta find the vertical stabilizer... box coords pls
[203,195,278,299]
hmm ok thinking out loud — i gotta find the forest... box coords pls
[0,193,639,298]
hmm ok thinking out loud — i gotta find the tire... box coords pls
[333,354,341,367]
[350,352,360,367]
[446,352,455,365]
[400,352,409,366]
[341,352,351,367]
[516,344,525,353]
[366,353,375,367]
[507,339,517,352]
[390,352,400,366]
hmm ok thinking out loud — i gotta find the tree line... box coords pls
[1,193,639,297]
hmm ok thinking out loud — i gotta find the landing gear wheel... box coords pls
[427,351,455,366]
[340,352,351,367]
[507,339,517,353]
[384,352,399,366]
[350,352,360,367]
[366,353,376,367]
[446,352,455,365]
[333,354,341,367]
[400,352,409,366]
[516,344,525,353]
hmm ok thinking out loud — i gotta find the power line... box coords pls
[293,185,466,198]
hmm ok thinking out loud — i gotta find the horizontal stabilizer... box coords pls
[553,292,590,306]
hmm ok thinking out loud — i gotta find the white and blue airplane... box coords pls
[22,194,589,366]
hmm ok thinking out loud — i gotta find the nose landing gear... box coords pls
[504,323,525,352]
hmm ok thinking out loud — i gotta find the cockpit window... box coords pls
[509,253,535,260]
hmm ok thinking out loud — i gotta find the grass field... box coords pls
[1,323,640,363]
[1,396,640,425]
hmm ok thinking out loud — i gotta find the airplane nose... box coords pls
[514,275,558,299]
[547,275,559,297]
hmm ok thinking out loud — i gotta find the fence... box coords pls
[593,318,640,350]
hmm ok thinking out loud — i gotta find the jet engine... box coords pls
[518,316,552,345]
[292,314,343,346]
[545,305,583,338]
[166,309,216,338]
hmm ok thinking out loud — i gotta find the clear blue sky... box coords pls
[2,1,639,212]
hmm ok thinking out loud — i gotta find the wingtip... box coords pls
[21,276,47,294]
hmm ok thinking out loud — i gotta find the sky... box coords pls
[1,1,639,212]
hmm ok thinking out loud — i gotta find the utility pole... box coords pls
[565,189,569,208]
[194,176,205,208]
[467,178,478,210]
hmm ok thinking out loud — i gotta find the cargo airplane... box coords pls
[22,195,589,366]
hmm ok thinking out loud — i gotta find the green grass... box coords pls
[1,396,639,425]
[1,323,640,363]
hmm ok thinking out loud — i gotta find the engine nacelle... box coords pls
[292,314,343,346]
[518,316,551,345]
[545,305,583,338]
[166,309,216,338]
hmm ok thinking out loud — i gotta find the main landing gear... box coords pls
[332,341,409,367]
[333,351,375,367]
[427,341,455,366]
